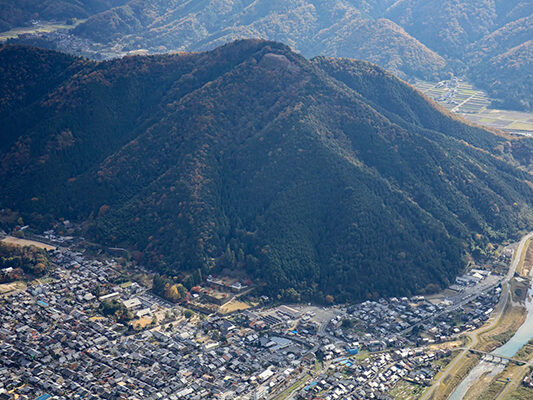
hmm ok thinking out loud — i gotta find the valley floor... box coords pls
[419,232,533,400]
[2,231,532,399]
[413,79,533,137]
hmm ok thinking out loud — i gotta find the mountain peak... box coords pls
[1,43,532,302]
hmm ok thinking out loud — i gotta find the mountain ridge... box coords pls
[1,40,532,302]
[5,1,531,110]
[63,0,532,110]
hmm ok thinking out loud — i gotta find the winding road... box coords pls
[419,231,533,400]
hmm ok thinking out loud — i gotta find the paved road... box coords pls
[400,277,501,337]
[419,231,533,400]
[494,233,533,400]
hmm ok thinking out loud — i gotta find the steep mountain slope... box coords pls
[0,45,90,119]
[468,14,533,110]
[71,0,446,80]
[385,0,533,109]
[1,41,532,302]
[470,41,532,111]
[386,0,499,59]
[64,0,532,110]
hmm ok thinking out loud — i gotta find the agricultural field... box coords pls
[413,79,533,136]
[0,20,85,41]
[389,380,425,400]
[1,236,56,251]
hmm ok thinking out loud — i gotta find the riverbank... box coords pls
[421,232,533,400]
[447,233,533,399]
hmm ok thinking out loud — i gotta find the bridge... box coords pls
[457,348,527,366]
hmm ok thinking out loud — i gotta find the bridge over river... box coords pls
[456,348,529,366]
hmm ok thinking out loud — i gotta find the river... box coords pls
[449,280,533,399]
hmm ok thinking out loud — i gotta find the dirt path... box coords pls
[1,236,57,250]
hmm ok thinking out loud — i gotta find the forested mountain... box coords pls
[62,0,532,110]
[69,0,445,81]
[4,1,531,110]
[1,41,532,302]
[468,13,533,111]
[385,0,533,110]
[387,0,517,58]
[0,0,127,31]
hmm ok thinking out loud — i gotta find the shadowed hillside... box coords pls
[1,40,532,302]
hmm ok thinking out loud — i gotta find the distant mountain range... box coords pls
[385,0,533,110]
[70,0,447,82]
[5,0,531,111]
[1,40,532,302]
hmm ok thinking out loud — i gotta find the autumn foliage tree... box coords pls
[0,242,50,277]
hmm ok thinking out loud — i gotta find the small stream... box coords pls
[449,283,533,399]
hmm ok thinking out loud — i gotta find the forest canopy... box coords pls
[0,41,532,302]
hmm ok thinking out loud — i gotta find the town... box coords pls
[0,231,524,400]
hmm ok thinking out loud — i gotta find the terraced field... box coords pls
[413,79,533,136]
